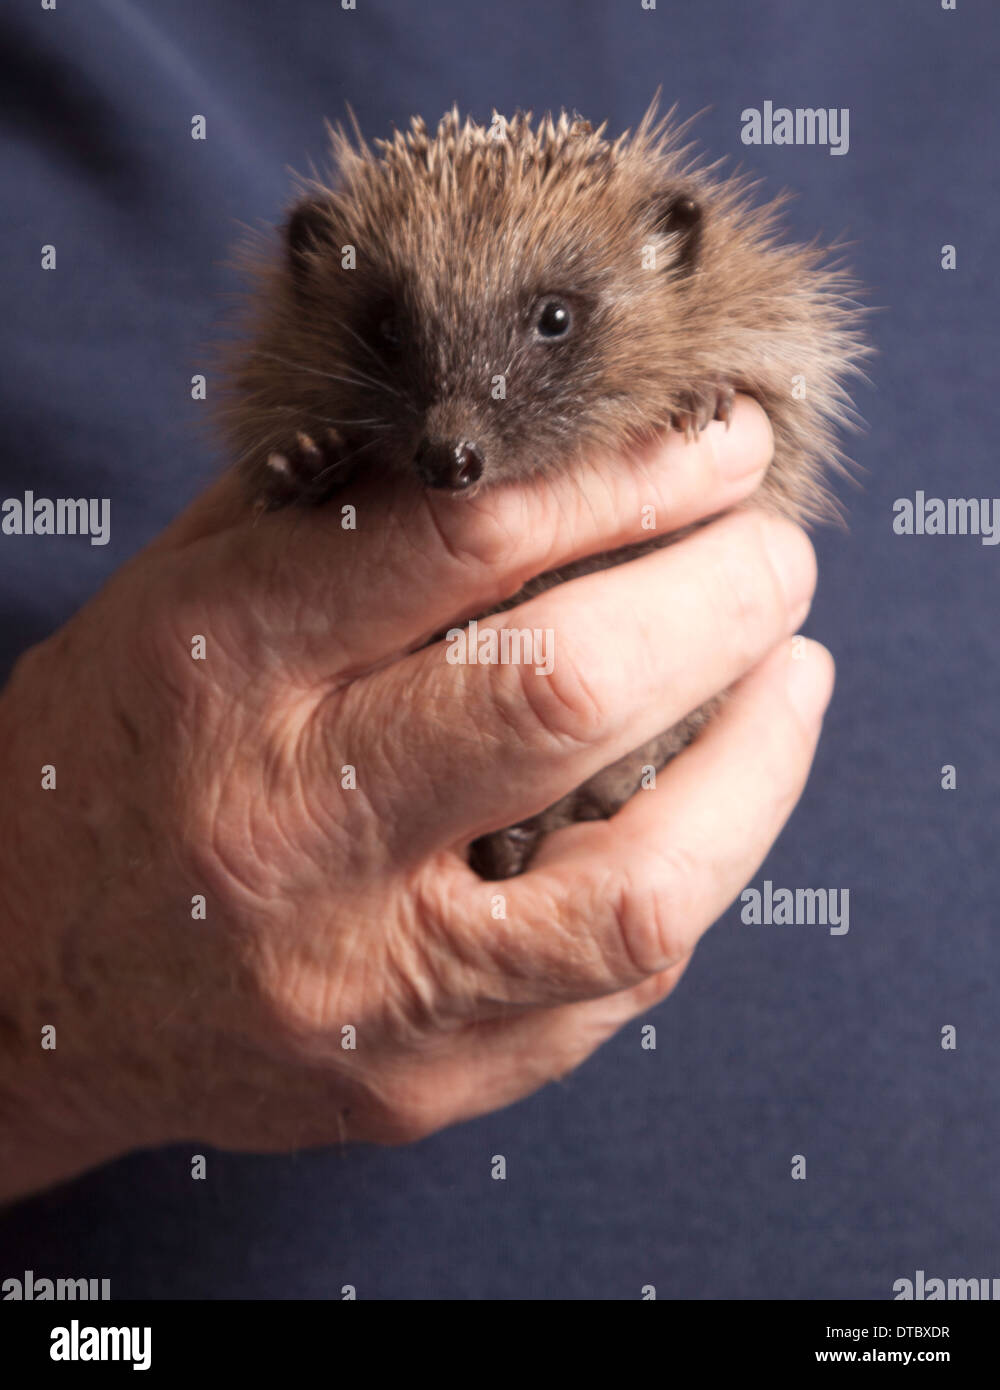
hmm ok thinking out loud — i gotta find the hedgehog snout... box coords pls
[414,437,485,492]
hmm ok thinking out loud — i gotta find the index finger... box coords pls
[167,396,774,673]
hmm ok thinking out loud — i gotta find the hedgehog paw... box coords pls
[260,428,346,508]
[670,384,735,441]
[468,822,542,881]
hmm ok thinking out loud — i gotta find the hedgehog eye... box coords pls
[534,297,573,340]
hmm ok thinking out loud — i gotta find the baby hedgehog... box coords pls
[220,102,868,879]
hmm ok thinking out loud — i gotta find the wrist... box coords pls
[0,641,153,1200]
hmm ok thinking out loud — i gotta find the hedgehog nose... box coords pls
[414,438,484,491]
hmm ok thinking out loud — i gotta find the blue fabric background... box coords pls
[1,0,997,1299]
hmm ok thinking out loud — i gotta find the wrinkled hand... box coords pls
[0,397,832,1199]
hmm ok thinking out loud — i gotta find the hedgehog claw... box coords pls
[671,384,735,440]
[714,386,735,428]
[295,430,323,465]
[259,427,347,508]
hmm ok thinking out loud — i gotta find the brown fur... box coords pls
[216,101,869,878]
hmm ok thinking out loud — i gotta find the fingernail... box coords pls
[786,637,835,725]
[712,397,774,479]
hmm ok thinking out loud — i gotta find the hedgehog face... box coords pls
[272,109,706,499]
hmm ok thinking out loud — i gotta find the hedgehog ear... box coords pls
[648,190,703,271]
[285,197,337,282]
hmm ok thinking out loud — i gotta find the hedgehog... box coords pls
[218,101,868,879]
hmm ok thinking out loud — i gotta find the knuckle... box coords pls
[403,880,473,1012]
[487,627,612,749]
[607,847,699,977]
[421,494,517,575]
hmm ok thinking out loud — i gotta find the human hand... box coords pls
[0,396,831,1199]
